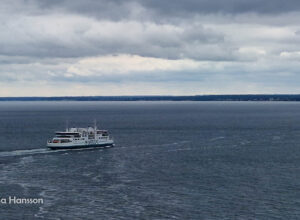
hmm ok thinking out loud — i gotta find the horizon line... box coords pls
[1,94,300,102]
[1,94,300,98]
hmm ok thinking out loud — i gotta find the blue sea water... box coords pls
[0,101,300,219]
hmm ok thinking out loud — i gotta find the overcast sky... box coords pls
[1,0,300,96]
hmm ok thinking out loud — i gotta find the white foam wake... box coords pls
[0,145,114,157]
[0,148,55,157]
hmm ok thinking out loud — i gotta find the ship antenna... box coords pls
[66,120,69,132]
[94,119,97,131]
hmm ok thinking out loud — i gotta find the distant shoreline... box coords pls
[1,95,300,101]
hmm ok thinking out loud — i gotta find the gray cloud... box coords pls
[141,0,300,16]
[2,0,300,61]
[0,13,226,60]
[30,0,300,19]
[1,0,300,95]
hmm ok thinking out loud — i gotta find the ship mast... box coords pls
[66,120,69,132]
[94,119,97,139]
[94,119,97,131]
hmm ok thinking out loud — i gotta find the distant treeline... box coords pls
[1,95,300,101]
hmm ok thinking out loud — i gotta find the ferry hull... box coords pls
[47,125,114,150]
[48,143,114,150]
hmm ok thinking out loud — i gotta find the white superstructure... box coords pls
[47,122,114,150]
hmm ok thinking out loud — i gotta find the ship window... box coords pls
[56,133,80,138]
[61,139,71,143]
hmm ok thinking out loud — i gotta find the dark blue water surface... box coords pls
[0,101,300,219]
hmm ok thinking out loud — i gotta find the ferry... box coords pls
[47,122,114,150]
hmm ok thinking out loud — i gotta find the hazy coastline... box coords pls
[1,95,300,102]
